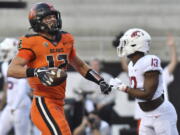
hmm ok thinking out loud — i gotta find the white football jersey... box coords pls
[134,66,175,119]
[128,55,164,102]
[2,62,31,109]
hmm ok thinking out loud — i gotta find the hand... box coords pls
[110,78,128,92]
[166,33,175,47]
[99,80,112,94]
[34,67,53,86]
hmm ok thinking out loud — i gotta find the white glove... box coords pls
[109,78,128,92]
[109,78,122,89]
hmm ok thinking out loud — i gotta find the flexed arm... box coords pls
[166,34,177,74]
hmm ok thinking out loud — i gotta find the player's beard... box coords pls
[48,23,59,35]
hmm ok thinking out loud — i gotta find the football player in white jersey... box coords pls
[133,33,178,132]
[110,29,179,135]
[0,38,31,135]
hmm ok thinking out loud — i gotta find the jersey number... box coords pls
[46,54,68,68]
[130,76,137,89]
[151,58,158,67]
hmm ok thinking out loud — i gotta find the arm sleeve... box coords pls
[17,49,34,61]
[66,33,77,60]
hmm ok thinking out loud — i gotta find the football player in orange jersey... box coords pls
[7,2,112,135]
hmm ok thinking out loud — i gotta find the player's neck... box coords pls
[129,52,144,65]
[39,32,56,40]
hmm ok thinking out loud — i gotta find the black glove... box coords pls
[34,67,53,86]
[99,80,112,94]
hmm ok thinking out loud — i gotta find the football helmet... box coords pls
[29,2,62,35]
[117,28,151,57]
[0,38,18,62]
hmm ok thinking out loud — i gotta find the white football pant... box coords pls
[0,102,31,135]
[139,101,179,135]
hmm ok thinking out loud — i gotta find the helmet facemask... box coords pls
[41,13,60,35]
[29,3,62,35]
[117,28,151,57]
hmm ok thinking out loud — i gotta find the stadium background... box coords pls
[0,0,179,134]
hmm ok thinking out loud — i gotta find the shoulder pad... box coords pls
[24,34,39,38]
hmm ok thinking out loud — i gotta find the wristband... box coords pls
[124,86,129,93]
[85,69,103,84]
[26,68,35,77]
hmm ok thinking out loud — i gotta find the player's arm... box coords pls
[127,71,159,100]
[166,34,177,74]
[69,55,111,94]
[69,55,103,84]
[69,55,90,76]
[111,70,159,100]
[7,56,28,78]
[8,56,56,86]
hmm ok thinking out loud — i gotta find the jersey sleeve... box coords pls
[17,37,35,61]
[69,47,76,60]
[65,33,77,60]
[143,55,162,73]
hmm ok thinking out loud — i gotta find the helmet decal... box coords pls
[131,31,144,38]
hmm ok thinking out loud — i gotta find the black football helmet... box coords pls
[29,2,62,35]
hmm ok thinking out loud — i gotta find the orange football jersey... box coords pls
[17,32,76,99]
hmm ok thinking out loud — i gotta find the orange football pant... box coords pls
[31,96,71,135]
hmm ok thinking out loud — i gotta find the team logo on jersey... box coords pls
[43,42,49,47]
[50,48,64,53]
[18,40,22,50]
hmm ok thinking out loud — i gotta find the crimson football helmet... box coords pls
[117,28,151,57]
[29,2,62,35]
